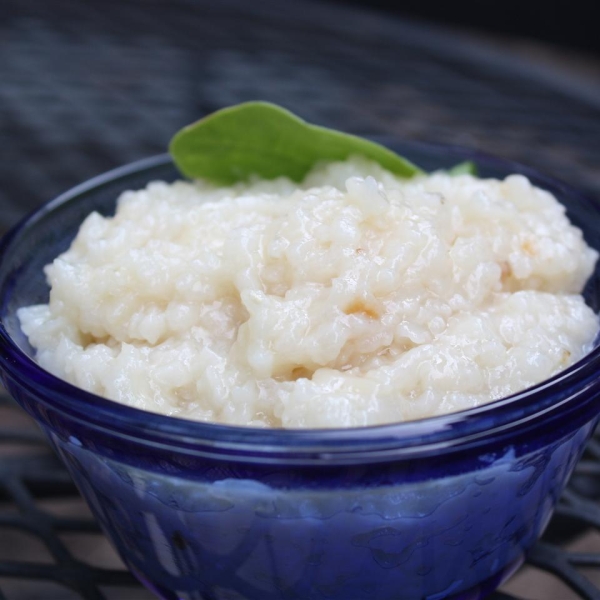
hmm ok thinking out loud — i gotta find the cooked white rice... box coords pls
[18,157,599,427]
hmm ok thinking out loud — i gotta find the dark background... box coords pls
[335,0,600,55]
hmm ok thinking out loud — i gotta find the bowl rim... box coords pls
[2,140,600,458]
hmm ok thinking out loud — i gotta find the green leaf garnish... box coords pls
[447,161,478,176]
[169,102,423,184]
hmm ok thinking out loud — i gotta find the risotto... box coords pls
[18,157,598,427]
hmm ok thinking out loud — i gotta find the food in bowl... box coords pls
[2,121,600,600]
[17,104,599,428]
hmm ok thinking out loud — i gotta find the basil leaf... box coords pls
[170,102,423,184]
[447,161,478,176]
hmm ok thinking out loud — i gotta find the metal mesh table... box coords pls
[1,0,600,598]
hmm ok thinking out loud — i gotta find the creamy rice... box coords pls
[18,158,599,427]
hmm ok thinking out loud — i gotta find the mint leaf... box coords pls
[447,161,478,176]
[170,102,423,184]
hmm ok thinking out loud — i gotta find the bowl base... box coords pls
[447,555,524,600]
[129,554,524,600]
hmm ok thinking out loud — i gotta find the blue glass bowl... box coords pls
[2,141,600,600]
